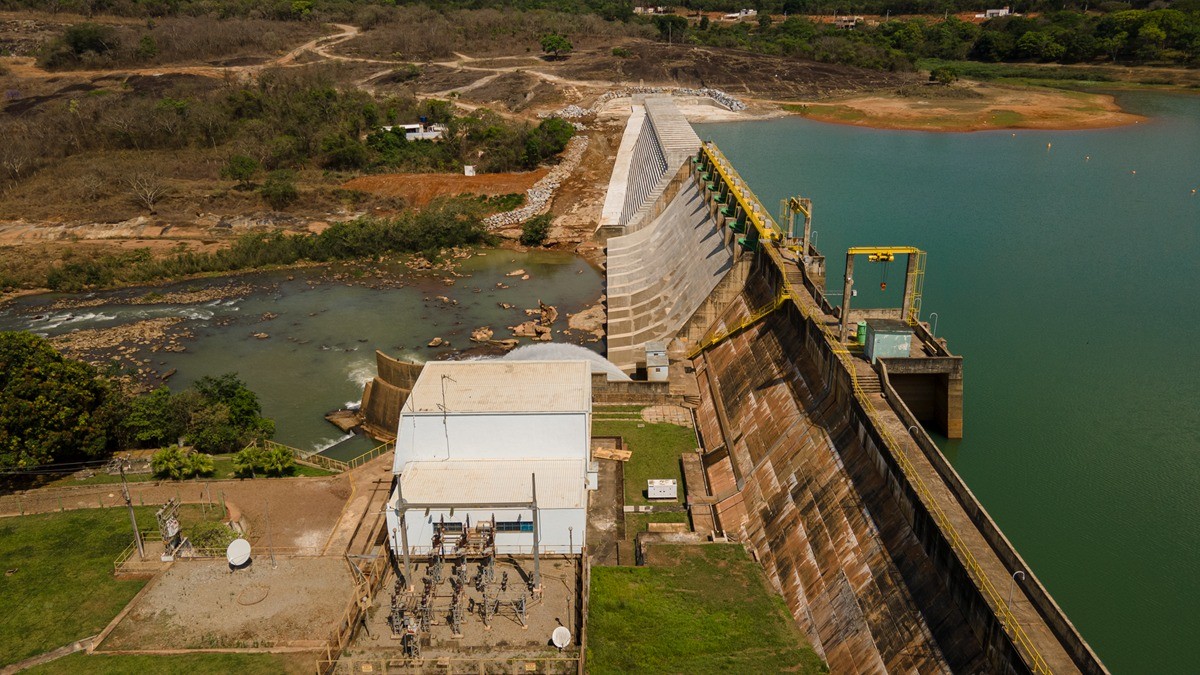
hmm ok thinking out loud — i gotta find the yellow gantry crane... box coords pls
[780,196,813,256]
[838,246,927,342]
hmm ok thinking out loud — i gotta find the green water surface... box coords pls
[699,91,1200,673]
[1,250,603,460]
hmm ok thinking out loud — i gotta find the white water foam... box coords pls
[311,432,355,454]
[346,359,376,388]
[502,343,630,381]
[39,311,119,330]
[179,308,214,320]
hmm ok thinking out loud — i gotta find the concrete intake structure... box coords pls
[603,98,735,373]
[598,100,1107,674]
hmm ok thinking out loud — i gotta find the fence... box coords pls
[113,529,165,575]
[315,543,392,674]
[328,657,580,674]
[257,439,395,474]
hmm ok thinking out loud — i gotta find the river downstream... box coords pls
[0,250,604,460]
[699,90,1199,673]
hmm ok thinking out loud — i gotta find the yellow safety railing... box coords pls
[249,439,395,474]
[691,169,1054,672]
[699,142,784,245]
[345,441,394,470]
[688,290,791,359]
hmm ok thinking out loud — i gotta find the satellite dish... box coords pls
[226,538,252,567]
[551,626,571,650]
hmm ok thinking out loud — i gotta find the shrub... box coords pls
[189,521,237,550]
[233,443,294,477]
[260,170,299,209]
[612,46,630,58]
[150,446,213,480]
[221,154,260,188]
[929,66,958,84]
[520,214,551,246]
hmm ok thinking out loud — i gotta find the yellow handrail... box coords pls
[688,290,791,359]
[700,142,784,244]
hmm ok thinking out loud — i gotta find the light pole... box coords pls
[1007,570,1026,621]
[907,425,919,438]
[928,312,939,338]
[119,461,144,558]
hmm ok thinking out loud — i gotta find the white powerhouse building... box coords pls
[386,360,591,556]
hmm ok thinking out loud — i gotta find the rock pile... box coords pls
[508,301,558,342]
[484,135,589,230]
[539,87,747,120]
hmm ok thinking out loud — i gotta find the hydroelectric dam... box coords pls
[599,97,1108,675]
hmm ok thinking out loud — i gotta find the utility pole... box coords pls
[266,497,276,569]
[120,461,144,558]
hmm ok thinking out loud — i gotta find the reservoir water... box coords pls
[0,250,603,461]
[699,91,1199,673]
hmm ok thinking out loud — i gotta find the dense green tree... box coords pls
[652,14,689,42]
[124,386,191,446]
[540,33,573,58]
[189,373,275,453]
[0,332,125,469]
[221,154,260,188]
[524,117,576,167]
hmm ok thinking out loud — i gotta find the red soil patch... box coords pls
[343,170,546,208]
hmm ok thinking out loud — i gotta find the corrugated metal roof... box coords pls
[403,360,591,414]
[398,459,586,509]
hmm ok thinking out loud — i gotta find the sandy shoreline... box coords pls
[710,82,1145,133]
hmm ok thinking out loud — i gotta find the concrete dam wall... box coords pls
[604,99,735,373]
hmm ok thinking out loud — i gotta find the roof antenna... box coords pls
[439,374,456,460]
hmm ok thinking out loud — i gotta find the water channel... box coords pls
[0,250,604,461]
[698,90,1200,673]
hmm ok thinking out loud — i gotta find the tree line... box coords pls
[672,7,1200,70]
[1,331,273,471]
[44,196,498,292]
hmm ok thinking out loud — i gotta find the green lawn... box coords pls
[587,544,826,674]
[27,651,313,674]
[593,419,694,506]
[0,505,223,666]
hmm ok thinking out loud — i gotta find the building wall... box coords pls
[387,505,587,555]
[393,412,589,469]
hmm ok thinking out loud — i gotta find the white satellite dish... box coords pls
[551,626,571,650]
[226,538,252,567]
